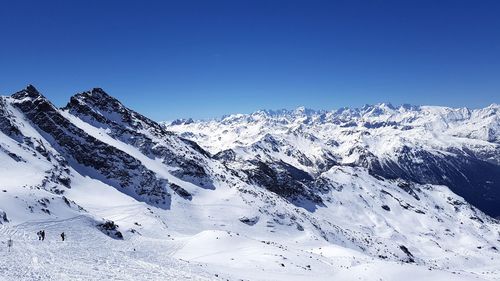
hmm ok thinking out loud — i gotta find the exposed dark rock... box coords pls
[0,210,8,224]
[239,216,259,226]
[245,160,323,211]
[0,97,23,141]
[399,245,415,263]
[0,145,25,162]
[97,220,124,240]
[214,149,237,162]
[396,180,420,201]
[170,183,192,200]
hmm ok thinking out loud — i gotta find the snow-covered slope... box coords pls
[1,86,499,280]
[167,103,500,217]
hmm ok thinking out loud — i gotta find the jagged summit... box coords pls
[253,106,321,117]
[11,84,46,100]
[69,87,120,105]
[65,87,125,113]
[64,87,166,134]
[25,84,41,95]
[184,103,423,126]
[170,103,431,127]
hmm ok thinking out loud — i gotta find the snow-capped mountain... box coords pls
[1,86,499,280]
[167,103,500,218]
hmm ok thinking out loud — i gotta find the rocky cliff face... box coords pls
[63,88,214,189]
[10,86,170,207]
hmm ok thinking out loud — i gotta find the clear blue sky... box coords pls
[1,0,499,120]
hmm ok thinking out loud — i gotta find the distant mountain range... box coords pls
[166,102,500,218]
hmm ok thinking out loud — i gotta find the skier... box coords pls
[36,231,41,241]
[60,232,65,241]
[7,238,13,252]
[41,230,45,241]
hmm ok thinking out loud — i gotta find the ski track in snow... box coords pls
[0,217,215,281]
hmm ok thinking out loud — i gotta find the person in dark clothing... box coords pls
[37,231,41,240]
[60,232,65,241]
[41,230,45,241]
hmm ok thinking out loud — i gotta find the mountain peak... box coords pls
[25,84,40,94]
[250,107,318,118]
[11,84,45,101]
[75,87,116,102]
[294,105,307,112]
[487,103,500,109]
[90,87,110,96]
[64,88,165,133]
[65,87,123,112]
[292,106,317,116]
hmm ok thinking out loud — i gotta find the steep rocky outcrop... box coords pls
[10,86,170,208]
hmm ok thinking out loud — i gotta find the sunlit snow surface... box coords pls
[1,91,500,280]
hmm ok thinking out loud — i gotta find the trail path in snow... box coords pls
[0,216,216,281]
